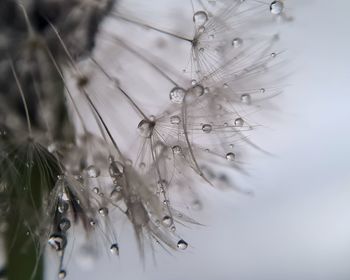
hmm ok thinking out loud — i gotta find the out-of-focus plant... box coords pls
[0,0,290,279]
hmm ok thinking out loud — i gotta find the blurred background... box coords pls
[47,0,350,279]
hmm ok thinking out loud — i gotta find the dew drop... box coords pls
[202,124,212,133]
[110,243,119,255]
[192,84,205,97]
[98,207,109,216]
[172,145,182,154]
[137,119,155,138]
[270,1,284,15]
[225,152,236,161]
[170,115,181,124]
[48,233,67,251]
[162,215,173,227]
[234,117,244,127]
[177,239,188,250]
[86,165,100,178]
[232,37,243,48]
[240,94,251,104]
[260,88,266,93]
[58,270,66,279]
[109,158,124,178]
[169,87,186,104]
[93,187,99,194]
[58,201,69,214]
[193,11,208,26]
[59,218,71,232]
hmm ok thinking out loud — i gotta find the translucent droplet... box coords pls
[170,115,181,124]
[86,165,100,178]
[225,152,236,161]
[202,124,212,133]
[234,117,244,127]
[110,243,119,255]
[193,11,208,26]
[109,158,124,178]
[98,207,109,216]
[89,219,96,227]
[232,38,243,48]
[240,94,251,104]
[177,239,188,250]
[58,270,66,279]
[270,1,284,15]
[169,87,186,104]
[59,218,71,232]
[48,233,67,251]
[260,88,266,93]
[172,145,182,154]
[137,119,155,138]
[162,215,173,227]
[93,187,99,194]
[192,84,204,97]
[58,201,69,214]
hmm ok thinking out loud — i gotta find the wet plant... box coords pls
[0,0,290,279]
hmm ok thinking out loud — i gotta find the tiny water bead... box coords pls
[58,201,69,214]
[234,117,244,127]
[191,84,205,97]
[169,87,186,104]
[58,270,66,279]
[98,207,109,216]
[109,157,124,178]
[110,243,119,255]
[202,124,213,133]
[137,119,155,137]
[225,152,236,161]
[240,94,251,104]
[162,215,173,226]
[193,11,208,26]
[232,37,243,48]
[170,115,181,124]
[86,165,100,178]
[270,1,284,15]
[172,145,182,154]
[177,239,188,250]
[48,233,67,251]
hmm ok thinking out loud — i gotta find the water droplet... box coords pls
[89,219,96,227]
[270,1,284,15]
[177,239,188,250]
[170,115,181,124]
[271,52,277,58]
[172,145,182,154]
[58,201,69,214]
[48,233,67,251]
[98,207,108,216]
[260,88,266,93]
[232,37,243,48]
[110,243,119,255]
[202,124,212,133]
[169,87,186,104]
[198,26,206,33]
[109,158,124,178]
[93,187,100,194]
[58,270,66,279]
[234,117,244,127]
[225,152,236,161]
[240,94,251,104]
[193,11,208,26]
[137,119,155,138]
[162,215,173,227]
[192,84,204,97]
[59,218,71,232]
[86,165,100,178]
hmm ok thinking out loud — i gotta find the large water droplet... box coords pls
[270,1,284,15]
[191,84,205,97]
[169,87,186,104]
[86,165,100,178]
[137,119,155,138]
[202,124,212,133]
[110,243,119,255]
[177,239,188,250]
[232,38,243,48]
[225,152,236,161]
[234,117,244,127]
[48,233,67,251]
[193,11,208,26]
